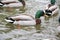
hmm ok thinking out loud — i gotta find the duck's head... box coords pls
[35,10,45,25]
[50,0,56,5]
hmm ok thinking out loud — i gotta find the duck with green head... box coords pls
[5,10,45,29]
[35,10,45,24]
[45,0,59,17]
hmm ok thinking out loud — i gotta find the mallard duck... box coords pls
[44,0,59,16]
[5,10,45,26]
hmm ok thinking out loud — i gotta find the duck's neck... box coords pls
[35,10,45,25]
[35,16,45,25]
[35,19,41,25]
[18,0,25,7]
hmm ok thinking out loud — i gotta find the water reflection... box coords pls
[35,24,41,33]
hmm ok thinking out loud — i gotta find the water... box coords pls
[0,0,60,40]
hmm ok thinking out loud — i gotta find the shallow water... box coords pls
[0,0,60,40]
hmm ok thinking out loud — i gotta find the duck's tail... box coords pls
[0,2,4,6]
[5,17,15,23]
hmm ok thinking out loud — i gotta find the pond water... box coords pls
[0,0,60,40]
